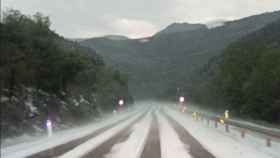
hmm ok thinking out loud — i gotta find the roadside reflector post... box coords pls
[266,138,271,147]
[225,110,229,119]
[46,119,53,137]
[241,129,246,138]
[118,99,124,106]
[225,124,229,132]
[220,119,224,124]
[192,112,197,121]
[179,96,185,103]
[201,115,204,122]
[215,120,218,128]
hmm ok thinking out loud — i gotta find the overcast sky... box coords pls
[3,0,280,38]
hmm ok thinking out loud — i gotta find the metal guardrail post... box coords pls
[266,138,271,147]
[241,129,246,138]
[187,109,280,141]
[225,124,229,132]
[215,120,218,128]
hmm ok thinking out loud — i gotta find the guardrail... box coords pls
[181,109,280,147]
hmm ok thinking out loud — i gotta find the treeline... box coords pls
[189,19,280,123]
[0,10,133,137]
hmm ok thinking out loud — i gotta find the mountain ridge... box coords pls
[80,10,280,98]
[155,22,207,36]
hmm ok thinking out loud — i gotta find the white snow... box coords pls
[73,99,79,106]
[10,96,18,102]
[105,111,152,158]
[79,95,90,104]
[25,87,34,93]
[1,96,9,102]
[228,119,280,133]
[3,101,278,158]
[61,91,67,96]
[58,111,145,158]
[206,19,227,29]
[25,98,38,114]
[156,111,192,158]
[185,102,280,133]
[1,107,140,158]
[213,122,280,157]
[165,106,280,158]
[38,89,50,96]
[32,125,44,133]
[138,38,150,43]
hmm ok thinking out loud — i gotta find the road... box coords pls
[2,102,280,158]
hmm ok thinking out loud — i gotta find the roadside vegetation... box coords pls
[0,10,133,138]
[189,19,280,123]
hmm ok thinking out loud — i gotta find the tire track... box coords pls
[82,112,146,158]
[163,111,216,158]
[140,112,161,158]
[27,113,137,158]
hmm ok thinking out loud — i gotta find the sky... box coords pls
[3,0,280,39]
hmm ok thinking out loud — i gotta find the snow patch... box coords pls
[80,95,90,104]
[1,107,141,158]
[32,125,44,133]
[1,96,9,103]
[206,20,227,29]
[157,111,192,158]
[165,106,280,158]
[38,89,50,96]
[61,91,67,96]
[73,99,79,106]
[105,112,152,158]
[138,38,150,43]
[25,101,38,114]
[25,87,34,93]
[58,111,144,158]
[11,96,19,102]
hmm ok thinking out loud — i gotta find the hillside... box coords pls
[188,19,280,123]
[80,10,280,98]
[0,10,133,138]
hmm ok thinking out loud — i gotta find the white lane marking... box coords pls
[166,107,277,158]
[105,112,152,158]
[157,111,192,158]
[1,110,139,158]
[58,111,145,158]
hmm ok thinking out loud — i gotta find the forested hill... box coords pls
[0,10,133,138]
[80,10,280,98]
[189,19,280,123]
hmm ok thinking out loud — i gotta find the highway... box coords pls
[2,102,280,158]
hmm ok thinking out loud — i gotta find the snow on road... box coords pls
[180,102,280,134]
[58,110,145,158]
[105,111,152,158]
[165,106,280,158]
[214,122,280,157]
[1,107,140,158]
[2,101,279,158]
[156,111,192,158]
